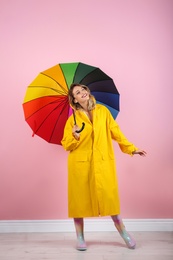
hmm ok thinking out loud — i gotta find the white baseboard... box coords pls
[0,219,172,233]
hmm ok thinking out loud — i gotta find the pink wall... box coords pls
[0,0,173,220]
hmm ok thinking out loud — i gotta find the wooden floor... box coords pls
[0,232,172,260]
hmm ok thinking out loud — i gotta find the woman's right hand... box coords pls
[72,125,80,140]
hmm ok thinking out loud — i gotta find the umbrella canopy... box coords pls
[23,62,120,145]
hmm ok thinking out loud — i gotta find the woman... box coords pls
[61,83,146,251]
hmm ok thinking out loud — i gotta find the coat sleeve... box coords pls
[61,116,80,151]
[107,109,138,155]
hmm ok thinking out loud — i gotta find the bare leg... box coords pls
[111,215,136,249]
[74,218,87,251]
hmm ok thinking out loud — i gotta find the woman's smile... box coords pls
[82,93,88,98]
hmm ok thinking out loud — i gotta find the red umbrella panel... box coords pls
[23,62,120,145]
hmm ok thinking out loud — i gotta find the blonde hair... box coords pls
[68,83,96,111]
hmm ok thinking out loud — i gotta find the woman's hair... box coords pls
[68,83,96,111]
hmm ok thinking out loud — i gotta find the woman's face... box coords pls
[72,86,89,105]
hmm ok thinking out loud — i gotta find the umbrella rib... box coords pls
[25,98,68,120]
[88,78,114,87]
[31,98,69,134]
[78,67,110,84]
[88,79,119,95]
[72,62,81,83]
[49,99,69,142]
[41,72,69,94]
[28,85,68,95]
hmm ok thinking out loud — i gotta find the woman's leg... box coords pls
[111,215,136,249]
[74,218,87,251]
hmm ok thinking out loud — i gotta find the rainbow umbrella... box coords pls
[22,62,120,145]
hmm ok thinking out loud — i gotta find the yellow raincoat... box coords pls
[61,104,137,218]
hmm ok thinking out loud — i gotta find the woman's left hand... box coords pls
[132,149,147,156]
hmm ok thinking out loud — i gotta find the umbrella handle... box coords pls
[75,122,85,133]
[73,110,85,133]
